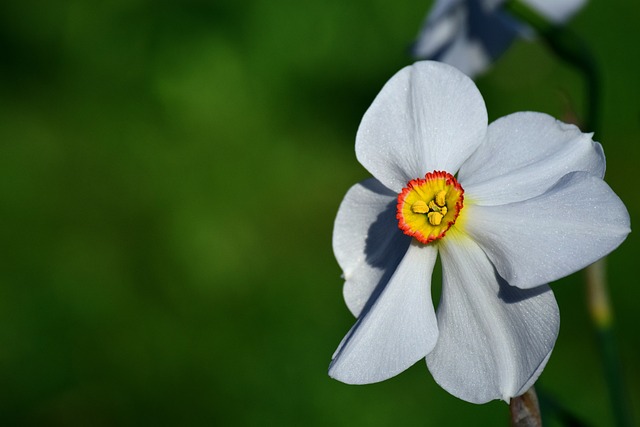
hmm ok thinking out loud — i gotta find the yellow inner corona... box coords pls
[396,171,464,244]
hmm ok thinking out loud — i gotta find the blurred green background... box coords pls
[0,0,638,425]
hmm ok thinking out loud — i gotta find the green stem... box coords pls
[505,1,600,133]
[538,26,600,134]
[504,2,633,426]
[585,260,633,427]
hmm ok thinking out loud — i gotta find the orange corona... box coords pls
[396,171,464,244]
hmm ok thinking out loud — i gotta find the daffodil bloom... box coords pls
[329,61,629,403]
[412,0,587,77]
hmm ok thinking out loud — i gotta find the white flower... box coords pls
[329,61,629,403]
[412,0,587,77]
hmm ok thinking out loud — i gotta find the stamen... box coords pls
[396,170,464,244]
[411,200,430,214]
[428,211,443,226]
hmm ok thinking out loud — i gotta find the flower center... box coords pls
[396,171,464,244]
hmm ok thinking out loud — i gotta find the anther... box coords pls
[435,190,447,207]
[411,200,430,214]
[427,211,443,226]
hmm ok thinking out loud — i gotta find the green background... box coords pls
[0,0,638,425]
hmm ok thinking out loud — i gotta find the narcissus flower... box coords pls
[329,61,629,403]
[412,0,587,77]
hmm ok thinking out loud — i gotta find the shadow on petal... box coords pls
[357,195,411,316]
[497,272,549,304]
[333,195,412,362]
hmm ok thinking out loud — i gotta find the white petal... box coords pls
[464,172,631,289]
[414,1,522,77]
[426,232,559,403]
[333,178,411,316]
[521,0,586,23]
[329,242,439,385]
[462,2,520,65]
[412,0,464,59]
[483,0,505,10]
[459,112,605,206]
[435,25,495,78]
[355,61,487,192]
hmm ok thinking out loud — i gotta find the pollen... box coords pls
[396,171,464,244]
[427,211,443,226]
[411,200,430,214]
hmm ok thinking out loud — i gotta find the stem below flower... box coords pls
[510,387,542,427]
